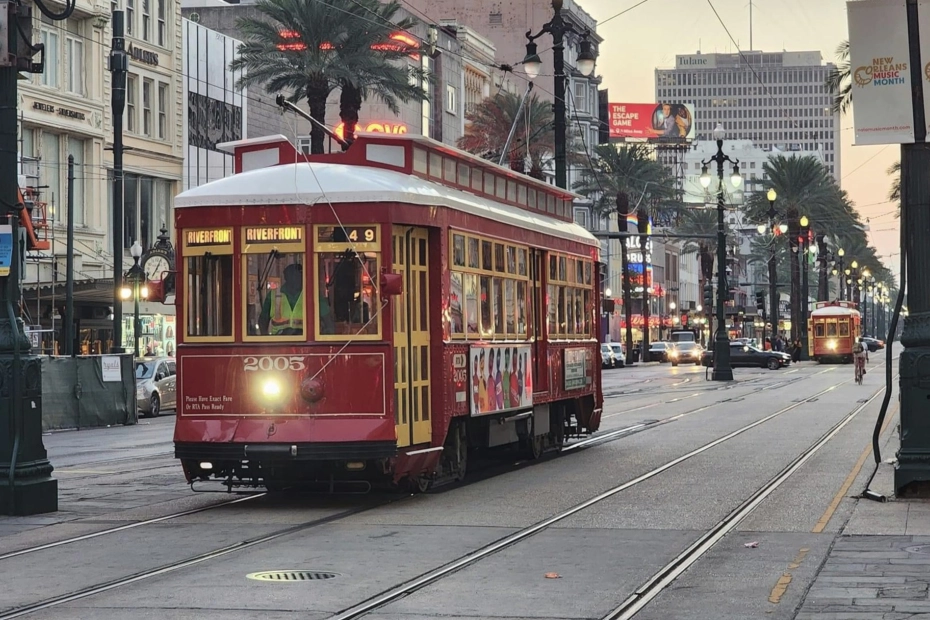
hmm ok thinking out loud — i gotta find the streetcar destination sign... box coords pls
[245,226,304,243]
[186,229,232,246]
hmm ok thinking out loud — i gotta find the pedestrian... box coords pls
[792,339,801,363]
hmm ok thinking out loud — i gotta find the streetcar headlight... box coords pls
[827,339,837,350]
[261,378,282,400]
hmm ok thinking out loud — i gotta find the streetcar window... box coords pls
[547,284,558,335]
[471,169,483,193]
[517,282,527,333]
[495,177,506,200]
[839,321,850,337]
[185,255,233,338]
[504,279,516,333]
[245,253,305,338]
[429,152,442,178]
[450,272,464,334]
[493,278,504,333]
[480,276,492,336]
[316,251,379,337]
[444,157,456,183]
[465,274,479,336]
[481,241,493,271]
[506,246,516,274]
[549,256,557,280]
[467,237,479,269]
[452,234,466,268]
[517,248,528,277]
[826,321,838,337]
[413,147,428,174]
[484,173,494,196]
[584,261,592,285]
[507,180,517,203]
[494,243,505,272]
[528,188,537,209]
[814,323,825,338]
[458,163,470,187]
[583,290,592,335]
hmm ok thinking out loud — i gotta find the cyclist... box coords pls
[853,338,867,381]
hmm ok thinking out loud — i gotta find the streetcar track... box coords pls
[0,499,398,620]
[322,373,869,620]
[602,380,891,620]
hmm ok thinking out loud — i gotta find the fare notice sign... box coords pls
[847,0,916,145]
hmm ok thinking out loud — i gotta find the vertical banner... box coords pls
[847,0,915,145]
[918,0,930,135]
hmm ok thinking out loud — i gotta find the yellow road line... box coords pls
[768,547,810,604]
[811,402,900,534]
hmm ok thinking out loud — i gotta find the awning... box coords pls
[22,279,115,305]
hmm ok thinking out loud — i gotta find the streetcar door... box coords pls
[391,226,432,448]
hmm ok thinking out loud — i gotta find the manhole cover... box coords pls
[905,545,930,555]
[247,571,339,582]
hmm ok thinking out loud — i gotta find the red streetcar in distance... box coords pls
[810,300,862,363]
[171,131,604,491]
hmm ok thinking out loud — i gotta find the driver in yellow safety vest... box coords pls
[259,263,304,336]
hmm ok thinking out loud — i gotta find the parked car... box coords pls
[669,341,704,366]
[701,342,791,370]
[600,344,615,369]
[646,341,672,363]
[607,343,626,368]
[861,336,884,353]
[135,357,177,417]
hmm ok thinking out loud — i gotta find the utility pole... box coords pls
[0,0,57,514]
[896,0,930,497]
[65,155,74,357]
[109,10,127,353]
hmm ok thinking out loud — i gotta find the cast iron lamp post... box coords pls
[756,188,788,351]
[699,123,742,381]
[523,0,597,190]
[798,216,811,360]
[121,241,149,356]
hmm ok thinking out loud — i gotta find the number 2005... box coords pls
[242,356,306,371]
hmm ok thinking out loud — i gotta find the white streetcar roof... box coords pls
[175,161,599,248]
[811,306,861,317]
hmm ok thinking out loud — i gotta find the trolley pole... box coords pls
[896,0,930,497]
[0,30,57,514]
[109,10,127,353]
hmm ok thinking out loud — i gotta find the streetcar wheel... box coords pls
[410,476,432,493]
[150,394,161,417]
[767,358,779,370]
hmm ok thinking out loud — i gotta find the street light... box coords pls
[798,215,811,360]
[122,240,149,356]
[700,122,741,381]
[524,0,597,190]
[758,188,781,350]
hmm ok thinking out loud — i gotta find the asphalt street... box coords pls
[0,356,909,619]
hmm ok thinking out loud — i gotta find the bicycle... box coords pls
[854,355,865,385]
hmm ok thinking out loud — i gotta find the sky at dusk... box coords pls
[579,0,901,280]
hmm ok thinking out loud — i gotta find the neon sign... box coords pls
[334,121,408,141]
[276,31,419,59]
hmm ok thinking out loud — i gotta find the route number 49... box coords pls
[243,356,306,372]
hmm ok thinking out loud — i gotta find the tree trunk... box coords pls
[787,211,801,342]
[307,78,329,155]
[338,81,363,147]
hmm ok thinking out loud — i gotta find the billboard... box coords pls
[469,344,532,417]
[607,103,696,142]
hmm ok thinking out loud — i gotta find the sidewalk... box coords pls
[794,416,930,618]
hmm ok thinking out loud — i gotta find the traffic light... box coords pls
[755,291,765,311]
[703,283,714,310]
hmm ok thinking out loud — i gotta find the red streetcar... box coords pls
[810,301,862,363]
[171,132,603,490]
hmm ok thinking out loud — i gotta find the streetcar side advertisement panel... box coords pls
[468,344,532,417]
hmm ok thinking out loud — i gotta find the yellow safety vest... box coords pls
[269,289,304,335]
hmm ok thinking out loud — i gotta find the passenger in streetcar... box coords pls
[259,262,304,336]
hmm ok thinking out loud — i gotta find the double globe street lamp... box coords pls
[757,188,788,350]
[120,240,149,357]
[523,0,597,190]
[700,123,742,381]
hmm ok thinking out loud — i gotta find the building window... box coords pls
[127,75,136,132]
[126,0,134,35]
[42,133,60,221]
[67,137,85,226]
[446,84,457,114]
[142,0,151,41]
[66,36,83,95]
[157,0,166,46]
[158,82,168,139]
[143,78,153,136]
[39,29,59,88]
[110,171,172,250]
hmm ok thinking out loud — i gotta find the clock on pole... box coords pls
[140,226,176,302]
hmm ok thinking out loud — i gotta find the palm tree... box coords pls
[458,90,556,176]
[675,208,717,289]
[744,155,855,341]
[574,144,675,359]
[827,40,851,115]
[232,0,425,154]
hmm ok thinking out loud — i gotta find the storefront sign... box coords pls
[128,43,159,66]
[245,226,303,243]
[334,121,408,141]
[185,229,232,246]
[564,348,590,391]
[469,344,532,417]
[31,101,86,121]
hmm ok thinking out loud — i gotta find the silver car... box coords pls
[135,357,177,417]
